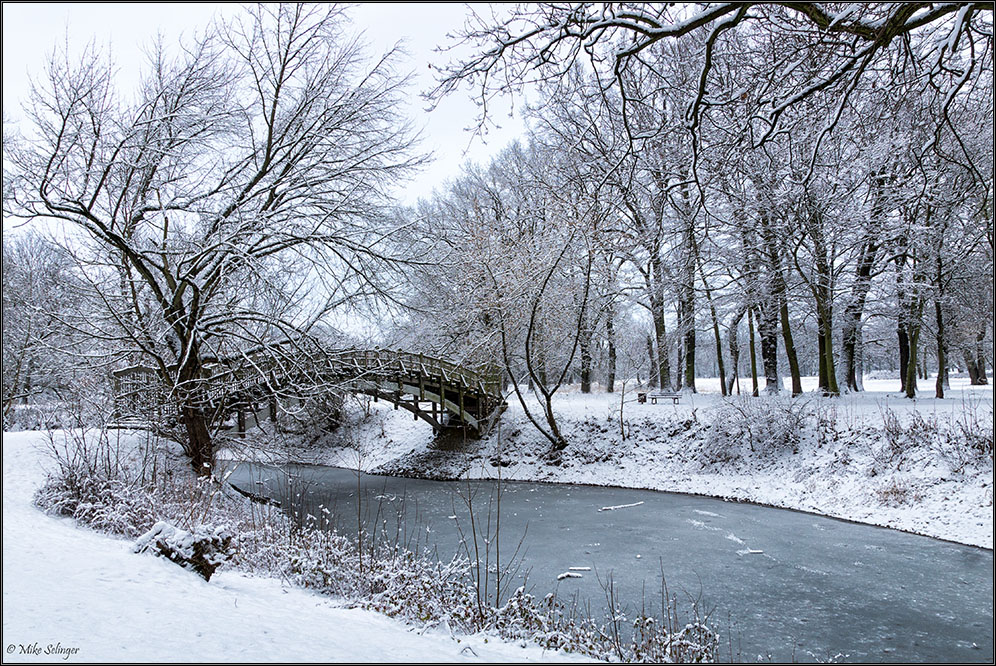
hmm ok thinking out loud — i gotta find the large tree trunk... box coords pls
[605,308,616,393]
[579,320,593,394]
[934,296,946,399]
[905,318,921,399]
[748,306,760,397]
[649,262,671,390]
[182,402,214,475]
[177,356,214,477]
[757,300,781,394]
[898,323,911,393]
[816,302,839,396]
[964,349,982,385]
[646,333,659,389]
[780,298,803,396]
[839,236,879,392]
[678,186,697,393]
[680,299,696,392]
[974,325,989,385]
[800,206,838,396]
[759,209,797,395]
[678,264,696,393]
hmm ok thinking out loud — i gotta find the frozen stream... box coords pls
[227,462,993,663]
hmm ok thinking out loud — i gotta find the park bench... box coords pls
[637,389,681,405]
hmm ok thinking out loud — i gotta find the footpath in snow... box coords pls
[1,431,591,663]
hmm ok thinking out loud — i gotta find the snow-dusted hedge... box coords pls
[35,474,157,537]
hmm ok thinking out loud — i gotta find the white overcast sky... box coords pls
[2,2,525,206]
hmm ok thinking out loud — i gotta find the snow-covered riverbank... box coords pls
[259,376,994,549]
[1,430,591,663]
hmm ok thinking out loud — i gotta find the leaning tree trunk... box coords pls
[726,306,746,395]
[777,286,803,396]
[839,235,879,392]
[706,292,727,397]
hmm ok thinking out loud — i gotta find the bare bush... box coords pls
[874,477,923,507]
[879,406,994,471]
[703,396,813,463]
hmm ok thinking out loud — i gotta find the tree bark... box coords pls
[706,293,727,396]
[934,296,946,399]
[757,300,781,394]
[898,323,911,393]
[748,306,760,397]
[726,307,746,395]
[974,325,989,384]
[778,287,803,396]
[646,333,659,389]
[605,308,616,393]
[649,255,672,390]
[578,306,593,393]
[840,236,879,392]
[964,349,981,385]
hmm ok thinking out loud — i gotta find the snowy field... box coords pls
[265,375,994,549]
[4,375,988,662]
[1,430,592,663]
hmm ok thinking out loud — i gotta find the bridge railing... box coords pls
[112,345,506,417]
[326,348,503,398]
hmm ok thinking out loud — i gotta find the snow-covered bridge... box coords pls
[112,346,507,436]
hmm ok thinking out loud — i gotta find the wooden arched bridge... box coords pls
[112,346,507,436]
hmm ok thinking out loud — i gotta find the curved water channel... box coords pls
[227,462,994,663]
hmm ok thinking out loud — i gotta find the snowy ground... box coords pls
[259,375,994,549]
[1,431,592,663]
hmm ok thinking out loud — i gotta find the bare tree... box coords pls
[1,232,83,425]
[431,3,990,156]
[5,4,423,473]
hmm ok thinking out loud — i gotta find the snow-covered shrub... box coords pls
[631,615,720,664]
[282,527,359,594]
[879,407,994,469]
[489,587,605,656]
[703,396,812,463]
[365,550,478,629]
[489,585,720,663]
[35,473,158,537]
[134,521,236,581]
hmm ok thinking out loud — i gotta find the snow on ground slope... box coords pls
[1,431,591,663]
[289,376,993,549]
